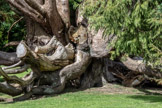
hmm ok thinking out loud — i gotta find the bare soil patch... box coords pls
[83,83,162,95]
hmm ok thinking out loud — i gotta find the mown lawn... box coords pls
[0,92,162,108]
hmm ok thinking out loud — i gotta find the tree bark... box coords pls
[0,82,22,96]
[0,51,20,65]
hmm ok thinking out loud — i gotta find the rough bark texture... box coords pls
[0,82,22,96]
[0,51,20,65]
[0,0,161,102]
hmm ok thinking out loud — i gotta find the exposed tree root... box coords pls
[2,61,23,70]
[3,64,30,74]
[0,67,36,88]
[4,41,20,47]
[0,82,22,96]
[0,51,20,66]
[121,56,162,78]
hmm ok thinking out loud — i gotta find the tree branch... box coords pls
[0,82,22,96]
[56,0,70,27]
[0,51,20,65]
[121,56,162,78]
[25,0,46,16]
[0,67,26,86]
[3,64,30,74]
[35,36,58,54]
[2,61,23,70]
[0,60,16,66]
[7,17,23,40]
[0,67,35,87]
[4,41,20,47]
[5,0,47,29]
[35,36,74,61]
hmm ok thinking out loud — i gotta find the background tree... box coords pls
[83,0,162,68]
[0,0,26,51]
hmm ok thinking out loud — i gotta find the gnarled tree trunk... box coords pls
[0,0,161,102]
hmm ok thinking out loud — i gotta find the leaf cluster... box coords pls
[83,0,162,68]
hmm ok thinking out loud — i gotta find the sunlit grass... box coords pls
[0,92,162,108]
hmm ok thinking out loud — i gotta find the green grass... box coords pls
[0,92,162,108]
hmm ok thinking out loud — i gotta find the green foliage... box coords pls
[0,0,26,51]
[69,0,82,25]
[83,0,162,67]
[69,0,82,10]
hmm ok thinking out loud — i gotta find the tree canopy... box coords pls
[82,0,162,68]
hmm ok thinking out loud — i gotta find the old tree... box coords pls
[0,0,161,101]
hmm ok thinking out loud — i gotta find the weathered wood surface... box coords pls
[0,51,20,65]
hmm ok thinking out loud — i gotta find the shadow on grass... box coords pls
[128,95,162,103]
[137,88,162,95]
[2,82,162,104]
[128,88,162,103]
[0,87,88,104]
